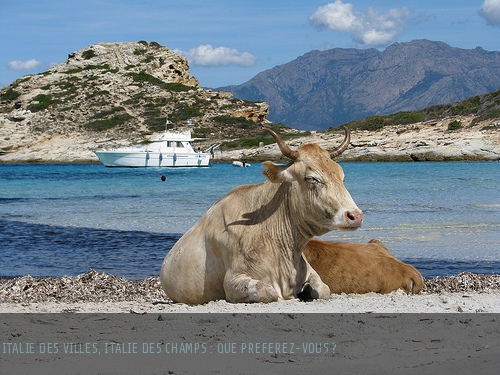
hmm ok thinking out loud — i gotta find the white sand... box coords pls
[2,290,499,313]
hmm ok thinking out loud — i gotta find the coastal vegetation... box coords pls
[337,87,500,132]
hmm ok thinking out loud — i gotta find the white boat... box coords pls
[232,161,251,167]
[94,129,211,168]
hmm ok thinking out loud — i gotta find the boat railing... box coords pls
[205,143,222,153]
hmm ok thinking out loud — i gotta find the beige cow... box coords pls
[160,127,363,304]
[303,239,423,294]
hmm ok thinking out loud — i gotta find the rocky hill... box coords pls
[218,40,500,130]
[0,41,269,162]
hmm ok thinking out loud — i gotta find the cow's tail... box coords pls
[409,273,424,294]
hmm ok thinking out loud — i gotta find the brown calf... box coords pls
[303,239,423,295]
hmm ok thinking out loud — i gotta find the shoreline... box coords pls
[1,290,499,313]
[2,270,499,313]
[1,153,499,165]
[1,119,499,164]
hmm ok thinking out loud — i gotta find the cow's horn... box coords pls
[329,126,350,159]
[263,127,299,161]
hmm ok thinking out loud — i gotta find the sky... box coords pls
[1,0,500,89]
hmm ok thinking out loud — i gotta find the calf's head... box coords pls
[262,126,363,236]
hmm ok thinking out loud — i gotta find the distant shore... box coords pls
[1,118,499,163]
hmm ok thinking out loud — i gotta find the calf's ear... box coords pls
[261,161,293,183]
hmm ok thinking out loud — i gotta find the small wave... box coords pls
[404,258,500,279]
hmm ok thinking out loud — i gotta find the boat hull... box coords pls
[232,161,251,167]
[94,151,210,167]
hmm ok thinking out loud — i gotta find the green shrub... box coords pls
[347,116,385,131]
[173,105,202,121]
[81,49,96,60]
[27,94,60,112]
[84,113,132,131]
[86,90,110,99]
[164,82,193,92]
[240,137,273,148]
[224,136,275,150]
[144,117,168,132]
[1,88,21,101]
[142,54,154,63]
[88,100,111,107]
[143,108,162,118]
[91,106,127,119]
[64,68,84,74]
[128,71,164,86]
[479,108,500,120]
[448,120,463,131]
[212,115,255,127]
[192,127,211,136]
[390,111,426,124]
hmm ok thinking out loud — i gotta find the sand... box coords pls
[1,270,499,313]
[0,290,498,313]
[2,271,499,374]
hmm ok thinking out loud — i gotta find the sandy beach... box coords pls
[2,271,499,374]
[1,290,499,313]
[1,270,499,313]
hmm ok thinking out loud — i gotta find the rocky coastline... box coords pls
[1,115,499,164]
[214,116,500,163]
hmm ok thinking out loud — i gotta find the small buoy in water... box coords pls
[161,175,166,181]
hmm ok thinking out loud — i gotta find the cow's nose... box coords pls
[345,209,363,228]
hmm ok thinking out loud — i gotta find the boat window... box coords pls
[167,141,185,148]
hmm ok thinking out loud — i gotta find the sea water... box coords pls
[1,162,499,279]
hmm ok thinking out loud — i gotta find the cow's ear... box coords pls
[261,161,293,183]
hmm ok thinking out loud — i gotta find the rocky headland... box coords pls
[0,41,268,163]
[1,41,499,163]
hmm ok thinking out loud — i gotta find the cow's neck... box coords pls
[263,182,312,261]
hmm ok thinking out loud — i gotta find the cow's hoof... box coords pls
[297,284,315,302]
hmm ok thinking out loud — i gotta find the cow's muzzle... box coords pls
[344,209,363,229]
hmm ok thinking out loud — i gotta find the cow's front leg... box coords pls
[224,273,279,303]
[297,269,330,301]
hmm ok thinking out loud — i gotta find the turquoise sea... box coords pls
[1,162,499,279]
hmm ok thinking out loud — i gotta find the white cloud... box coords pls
[174,45,256,67]
[479,0,500,26]
[8,59,41,71]
[309,0,410,46]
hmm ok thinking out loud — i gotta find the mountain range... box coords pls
[217,40,500,130]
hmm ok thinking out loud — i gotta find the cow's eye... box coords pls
[305,176,322,185]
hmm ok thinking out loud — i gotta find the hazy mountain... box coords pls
[217,40,500,130]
